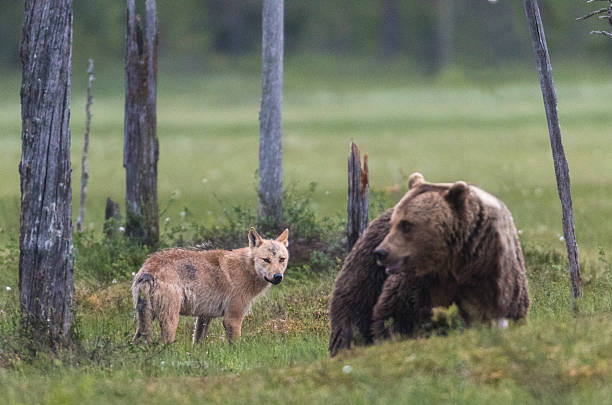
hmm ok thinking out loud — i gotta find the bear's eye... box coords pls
[400,220,413,233]
[263,258,271,263]
[279,257,285,263]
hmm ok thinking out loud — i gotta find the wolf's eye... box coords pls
[279,257,285,263]
[263,258,271,263]
[400,220,412,233]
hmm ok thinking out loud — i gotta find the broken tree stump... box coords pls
[104,197,122,238]
[347,142,370,251]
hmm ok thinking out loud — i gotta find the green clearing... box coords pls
[1,62,612,403]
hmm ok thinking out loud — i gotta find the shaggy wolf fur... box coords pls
[329,173,529,356]
[132,227,289,343]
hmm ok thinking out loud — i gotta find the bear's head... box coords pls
[374,173,472,277]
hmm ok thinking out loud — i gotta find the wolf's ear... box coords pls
[276,228,289,247]
[249,227,264,248]
[408,172,425,189]
[445,181,469,210]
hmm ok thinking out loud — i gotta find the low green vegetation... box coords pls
[2,238,612,404]
[1,64,612,403]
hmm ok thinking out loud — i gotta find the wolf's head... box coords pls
[248,227,289,285]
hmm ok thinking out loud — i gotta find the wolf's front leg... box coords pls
[222,301,246,343]
[222,317,243,343]
[193,316,212,344]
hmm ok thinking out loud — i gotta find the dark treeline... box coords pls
[0,0,605,72]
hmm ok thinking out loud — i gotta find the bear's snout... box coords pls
[374,249,388,266]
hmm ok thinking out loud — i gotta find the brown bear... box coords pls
[329,173,529,356]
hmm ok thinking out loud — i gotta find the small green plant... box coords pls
[74,226,150,285]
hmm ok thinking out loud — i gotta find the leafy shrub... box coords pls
[163,182,346,271]
[74,224,150,285]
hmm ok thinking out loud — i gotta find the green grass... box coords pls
[1,62,612,403]
[1,62,611,259]
[2,245,612,404]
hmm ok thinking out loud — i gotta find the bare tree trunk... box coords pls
[77,59,94,233]
[347,143,369,251]
[19,0,74,347]
[524,0,582,298]
[380,0,402,56]
[124,0,159,246]
[258,0,284,226]
[435,0,455,72]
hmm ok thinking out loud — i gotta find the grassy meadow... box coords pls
[1,59,612,403]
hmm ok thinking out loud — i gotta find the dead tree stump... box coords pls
[19,0,75,347]
[104,197,122,238]
[347,142,370,251]
[524,0,582,298]
[124,0,159,246]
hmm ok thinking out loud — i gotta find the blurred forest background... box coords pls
[0,0,610,252]
[0,0,607,74]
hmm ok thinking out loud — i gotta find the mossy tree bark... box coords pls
[258,0,284,226]
[124,0,159,246]
[19,0,75,347]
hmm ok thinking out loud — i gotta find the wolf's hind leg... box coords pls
[193,316,212,344]
[160,312,180,343]
[133,276,154,343]
[158,291,181,344]
[134,306,153,342]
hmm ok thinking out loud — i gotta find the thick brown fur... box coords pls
[375,173,529,326]
[371,273,434,340]
[329,173,530,356]
[132,228,289,344]
[328,209,392,357]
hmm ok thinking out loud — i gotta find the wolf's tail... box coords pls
[132,273,155,342]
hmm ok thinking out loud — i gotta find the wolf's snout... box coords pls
[374,249,388,265]
[265,273,283,285]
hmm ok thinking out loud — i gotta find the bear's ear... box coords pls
[446,181,469,209]
[249,227,264,248]
[408,172,425,189]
